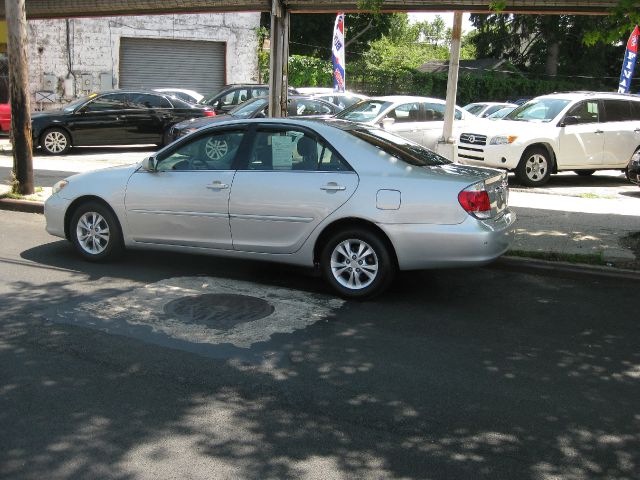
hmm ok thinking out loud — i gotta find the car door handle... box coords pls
[206,181,229,190]
[320,183,346,191]
[634,128,640,133]
[595,129,604,134]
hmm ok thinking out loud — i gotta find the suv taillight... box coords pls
[458,182,491,219]
[203,110,216,117]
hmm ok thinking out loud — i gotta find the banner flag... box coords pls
[618,25,639,93]
[332,13,346,92]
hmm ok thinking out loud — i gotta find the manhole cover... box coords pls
[163,293,274,330]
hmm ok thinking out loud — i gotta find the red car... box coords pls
[0,103,10,132]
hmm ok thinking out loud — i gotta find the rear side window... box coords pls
[84,93,128,112]
[631,101,640,120]
[130,94,171,109]
[604,100,632,122]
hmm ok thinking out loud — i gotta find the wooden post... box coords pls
[5,0,33,195]
[268,0,289,118]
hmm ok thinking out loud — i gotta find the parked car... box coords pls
[32,90,215,155]
[628,149,640,186]
[335,95,470,150]
[169,95,340,142]
[0,102,10,132]
[463,102,518,118]
[486,106,517,120]
[312,92,368,110]
[154,88,204,104]
[199,84,298,114]
[457,92,640,186]
[44,118,516,299]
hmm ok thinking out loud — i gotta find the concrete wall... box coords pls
[27,13,260,109]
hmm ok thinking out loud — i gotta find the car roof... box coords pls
[368,95,447,104]
[534,91,640,102]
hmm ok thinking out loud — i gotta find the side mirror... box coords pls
[560,115,580,127]
[141,155,157,172]
[381,117,395,129]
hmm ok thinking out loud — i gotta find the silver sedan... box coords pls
[45,118,516,299]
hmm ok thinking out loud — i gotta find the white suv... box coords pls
[456,92,640,186]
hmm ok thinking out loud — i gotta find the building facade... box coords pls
[26,13,260,109]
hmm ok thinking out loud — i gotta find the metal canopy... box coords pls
[0,0,618,18]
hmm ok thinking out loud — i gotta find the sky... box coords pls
[408,12,474,32]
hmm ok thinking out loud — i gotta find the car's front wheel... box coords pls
[320,228,395,299]
[40,128,71,155]
[70,202,123,261]
[515,146,552,187]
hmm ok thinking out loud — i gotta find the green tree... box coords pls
[470,13,627,80]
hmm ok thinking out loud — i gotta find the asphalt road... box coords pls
[0,210,639,480]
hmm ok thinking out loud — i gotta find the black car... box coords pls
[170,95,340,142]
[32,90,215,155]
[198,84,299,114]
[627,150,640,186]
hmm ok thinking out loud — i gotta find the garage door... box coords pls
[119,38,225,96]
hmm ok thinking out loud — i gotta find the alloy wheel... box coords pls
[330,239,379,290]
[205,138,228,160]
[76,211,110,255]
[525,153,548,183]
[44,131,68,154]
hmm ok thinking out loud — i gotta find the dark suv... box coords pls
[199,84,298,114]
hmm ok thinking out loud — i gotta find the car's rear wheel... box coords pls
[320,228,395,299]
[575,169,595,176]
[515,146,552,187]
[70,202,123,261]
[40,128,71,155]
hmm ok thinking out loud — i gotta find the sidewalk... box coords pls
[2,138,640,273]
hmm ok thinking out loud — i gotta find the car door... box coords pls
[229,126,358,254]
[125,93,173,144]
[601,99,640,167]
[66,93,129,145]
[124,128,247,248]
[557,100,604,167]
[381,102,425,144]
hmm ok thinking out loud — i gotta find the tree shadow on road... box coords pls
[1,250,639,479]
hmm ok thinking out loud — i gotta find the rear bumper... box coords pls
[379,209,517,270]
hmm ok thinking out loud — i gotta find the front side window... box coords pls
[294,99,333,116]
[246,130,349,172]
[83,93,129,112]
[565,101,599,124]
[464,104,485,115]
[423,102,446,121]
[156,130,244,171]
[386,102,421,123]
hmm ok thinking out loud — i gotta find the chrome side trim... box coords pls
[230,213,314,223]
[129,209,228,218]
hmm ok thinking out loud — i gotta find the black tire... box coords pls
[320,228,396,300]
[575,169,595,176]
[515,146,553,187]
[69,201,124,262]
[40,127,71,155]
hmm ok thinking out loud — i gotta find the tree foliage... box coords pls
[470,13,628,80]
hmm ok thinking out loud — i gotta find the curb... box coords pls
[492,256,640,282]
[0,197,44,214]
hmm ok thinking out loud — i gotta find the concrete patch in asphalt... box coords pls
[50,276,344,354]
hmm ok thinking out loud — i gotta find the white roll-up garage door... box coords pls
[119,38,226,96]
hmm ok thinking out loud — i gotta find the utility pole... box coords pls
[5,0,33,195]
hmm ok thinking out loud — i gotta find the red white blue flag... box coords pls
[332,13,346,92]
[618,25,639,93]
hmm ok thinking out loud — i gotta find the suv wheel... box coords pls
[320,228,395,299]
[516,146,552,187]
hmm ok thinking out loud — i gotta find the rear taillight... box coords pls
[458,183,491,219]
[203,110,216,117]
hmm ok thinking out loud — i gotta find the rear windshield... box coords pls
[349,127,451,167]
